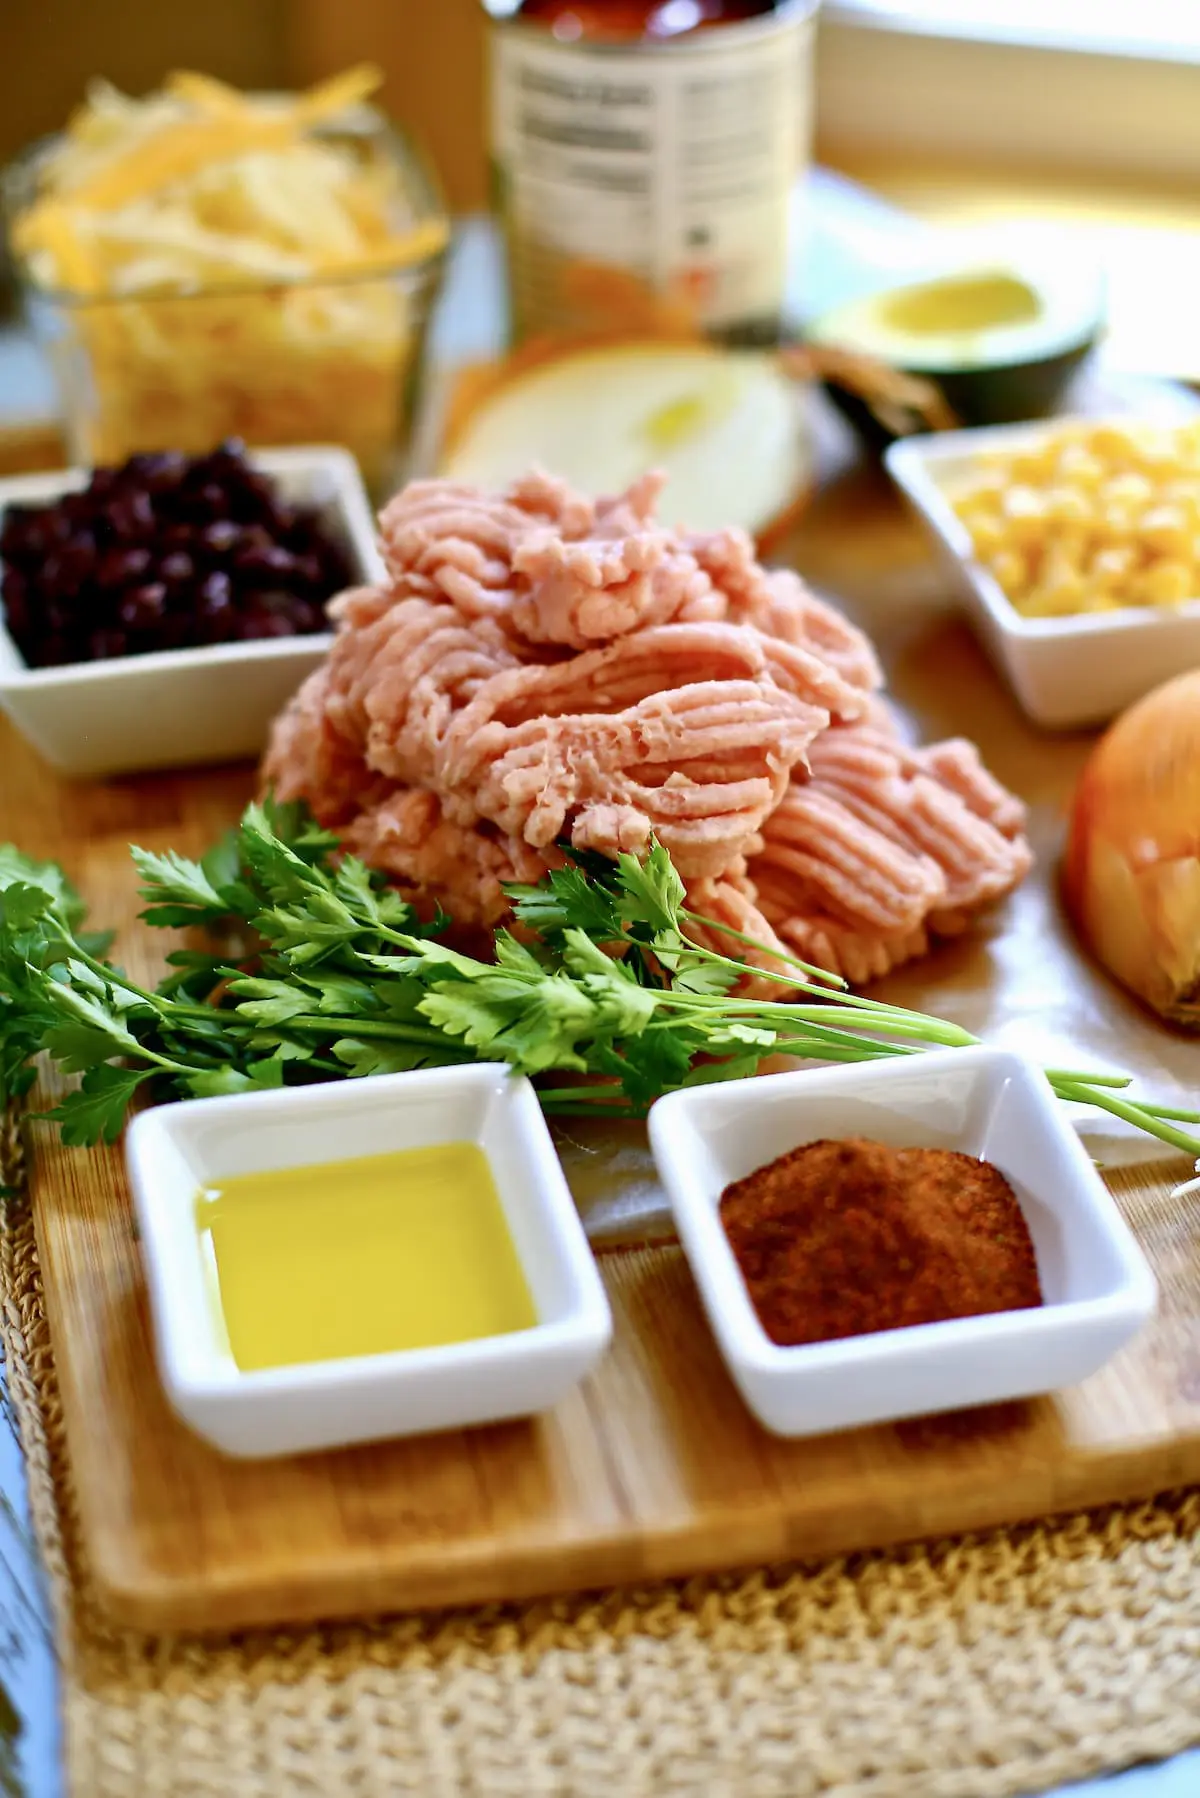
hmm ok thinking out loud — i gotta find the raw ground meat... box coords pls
[262,469,1031,974]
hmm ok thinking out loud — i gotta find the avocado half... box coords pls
[806,262,1105,443]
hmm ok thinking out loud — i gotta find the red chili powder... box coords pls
[718,1137,1043,1348]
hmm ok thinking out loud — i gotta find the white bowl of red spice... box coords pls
[648,1048,1156,1439]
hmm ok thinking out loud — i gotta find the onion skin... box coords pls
[1064,670,1200,1026]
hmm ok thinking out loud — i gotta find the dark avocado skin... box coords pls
[819,331,1100,450]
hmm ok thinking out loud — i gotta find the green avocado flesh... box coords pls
[808,263,1104,435]
[877,272,1042,338]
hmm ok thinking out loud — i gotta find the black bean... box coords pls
[30,633,75,667]
[286,552,323,593]
[86,467,121,500]
[87,628,129,661]
[285,599,326,635]
[3,444,360,665]
[0,505,37,561]
[1,569,29,637]
[197,520,241,557]
[196,570,234,616]
[196,593,237,644]
[106,490,156,540]
[157,550,195,588]
[155,613,194,651]
[97,545,152,591]
[124,451,188,493]
[234,543,296,585]
[235,611,295,641]
[228,471,278,524]
[60,491,94,524]
[116,583,168,630]
[2,506,68,562]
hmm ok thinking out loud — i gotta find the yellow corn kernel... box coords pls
[1138,504,1191,557]
[1018,581,1086,618]
[1008,448,1057,484]
[999,484,1050,543]
[1130,433,1183,480]
[1040,541,1086,598]
[962,511,1007,557]
[1133,560,1194,607]
[1052,443,1107,489]
[1086,424,1141,466]
[1159,480,1200,526]
[1040,525,1089,567]
[1087,544,1137,594]
[957,470,1007,506]
[987,548,1029,597]
[1101,471,1155,510]
[1042,485,1093,525]
[1096,503,1138,543]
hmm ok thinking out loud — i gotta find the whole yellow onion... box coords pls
[1064,670,1200,1025]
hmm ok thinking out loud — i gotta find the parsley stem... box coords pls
[276,1016,465,1048]
[678,909,845,987]
[534,1086,630,1105]
[650,993,977,1046]
[1133,1101,1200,1124]
[1045,1067,1132,1088]
[668,929,984,1030]
[1049,1076,1200,1156]
[766,1035,914,1062]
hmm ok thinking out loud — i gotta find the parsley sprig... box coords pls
[1,802,1197,1156]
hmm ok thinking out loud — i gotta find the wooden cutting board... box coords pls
[24,1093,1200,1635]
[9,388,1200,1638]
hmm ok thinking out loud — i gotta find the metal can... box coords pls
[484,1,819,344]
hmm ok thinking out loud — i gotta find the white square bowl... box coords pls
[648,1048,1156,1439]
[886,421,1200,730]
[125,1065,613,1459]
[0,445,385,778]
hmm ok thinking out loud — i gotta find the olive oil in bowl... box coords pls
[128,1064,612,1457]
[196,1143,537,1373]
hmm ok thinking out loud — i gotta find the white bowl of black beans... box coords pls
[0,442,385,778]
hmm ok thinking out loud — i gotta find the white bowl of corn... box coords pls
[887,414,1200,729]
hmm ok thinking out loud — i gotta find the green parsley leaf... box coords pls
[418,973,595,1074]
[507,864,621,942]
[590,1029,695,1111]
[131,846,228,926]
[42,1020,130,1074]
[0,846,86,930]
[613,842,686,935]
[224,977,313,1027]
[0,883,56,934]
[49,1065,152,1147]
[185,1054,295,1099]
[330,1038,460,1078]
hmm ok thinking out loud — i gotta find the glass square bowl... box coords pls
[1,107,447,499]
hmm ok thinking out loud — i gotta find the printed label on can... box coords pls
[490,9,814,338]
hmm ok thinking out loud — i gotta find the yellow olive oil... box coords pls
[196,1143,537,1373]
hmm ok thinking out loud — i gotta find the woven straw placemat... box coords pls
[3,1110,1200,1798]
